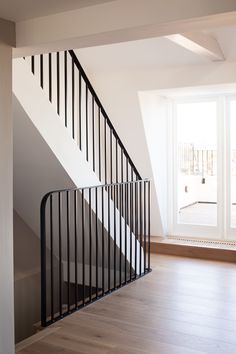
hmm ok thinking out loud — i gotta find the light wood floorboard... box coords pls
[17,254,236,354]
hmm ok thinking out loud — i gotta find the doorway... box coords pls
[169,95,236,240]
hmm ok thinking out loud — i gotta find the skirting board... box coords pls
[150,237,236,263]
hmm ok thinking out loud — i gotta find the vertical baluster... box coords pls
[119,183,122,287]
[131,169,134,280]
[125,183,127,283]
[92,97,95,172]
[64,51,67,127]
[113,184,116,289]
[56,52,60,115]
[144,182,146,273]
[130,182,133,281]
[81,189,85,305]
[148,181,151,271]
[74,190,78,308]
[104,118,107,185]
[102,187,105,295]
[110,128,113,185]
[49,53,52,102]
[40,197,47,327]
[79,73,82,150]
[98,107,101,181]
[86,85,88,161]
[40,54,43,88]
[89,188,92,301]
[95,187,98,298]
[139,182,142,276]
[115,139,118,184]
[66,191,70,312]
[58,192,62,317]
[126,158,129,182]
[50,195,54,321]
[135,182,138,278]
[121,158,124,280]
[31,56,35,74]
[108,185,111,291]
[121,148,124,183]
[72,59,75,139]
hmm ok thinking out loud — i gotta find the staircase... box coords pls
[14,50,151,328]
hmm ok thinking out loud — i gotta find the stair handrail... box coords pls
[68,50,141,181]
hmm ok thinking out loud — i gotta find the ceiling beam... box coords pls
[14,0,236,57]
[0,18,15,46]
[166,32,225,61]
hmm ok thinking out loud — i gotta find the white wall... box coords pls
[13,58,99,236]
[13,94,76,236]
[0,42,15,354]
[74,63,167,236]
[139,93,167,234]
[14,211,41,343]
[76,55,236,237]
[14,210,60,344]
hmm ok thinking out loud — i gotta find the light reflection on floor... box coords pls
[179,202,236,228]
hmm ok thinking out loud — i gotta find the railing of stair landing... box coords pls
[41,180,151,327]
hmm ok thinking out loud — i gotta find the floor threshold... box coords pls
[161,236,236,250]
[151,236,236,262]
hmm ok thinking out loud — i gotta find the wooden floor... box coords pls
[17,254,236,354]
[150,237,236,262]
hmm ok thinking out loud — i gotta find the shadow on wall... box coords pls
[14,210,41,343]
[14,210,63,343]
[14,210,59,343]
[13,196,129,343]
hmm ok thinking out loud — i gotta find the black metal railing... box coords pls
[41,180,151,327]
[24,50,141,185]
[23,50,151,327]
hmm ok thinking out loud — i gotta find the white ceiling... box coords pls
[76,37,209,73]
[75,26,236,74]
[206,26,236,62]
[0,0,115,22]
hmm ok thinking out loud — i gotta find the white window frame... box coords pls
[167,94,230,240]
[225,95,236,239]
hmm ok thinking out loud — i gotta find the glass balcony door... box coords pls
[170,98,222,239]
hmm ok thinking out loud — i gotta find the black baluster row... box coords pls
[28,51,141,189]
[40,180,151,327]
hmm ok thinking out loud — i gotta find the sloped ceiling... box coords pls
[0,0,115,22]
